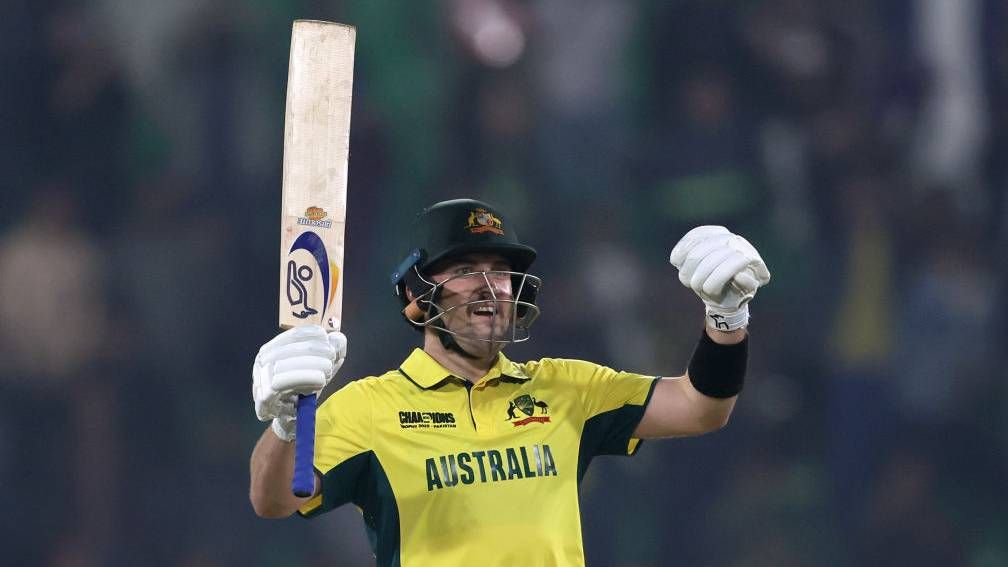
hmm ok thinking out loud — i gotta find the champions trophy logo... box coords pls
[466,208,504,235]
[505,394,550,427]
[305,206,327,221]
[286,231,339,320]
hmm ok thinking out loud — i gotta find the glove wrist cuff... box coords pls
[272,417,296,443]
[705,304,749,331]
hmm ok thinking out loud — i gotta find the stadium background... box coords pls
[1,1,1006,565]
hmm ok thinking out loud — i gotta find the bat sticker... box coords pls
[286,260,318,318]
[287,231,331,320]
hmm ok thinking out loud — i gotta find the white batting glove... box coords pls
[252,325,348,442]
[669,226,771,331]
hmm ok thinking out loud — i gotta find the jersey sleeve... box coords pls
[542,359,658,458]
[298,379,372,518]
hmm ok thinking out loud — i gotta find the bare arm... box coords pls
[633,328,744,439]
[249,427,317,518]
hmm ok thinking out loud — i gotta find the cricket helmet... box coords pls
[390,198,541,345]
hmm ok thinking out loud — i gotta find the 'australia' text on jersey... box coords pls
[426,444,557,491]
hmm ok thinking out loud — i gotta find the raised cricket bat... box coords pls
[279,20,355,497]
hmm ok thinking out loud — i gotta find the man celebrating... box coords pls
[250,198,770,566]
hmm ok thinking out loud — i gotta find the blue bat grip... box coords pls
[292,393,317,497]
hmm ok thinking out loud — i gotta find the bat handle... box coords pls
[292,393,317,497]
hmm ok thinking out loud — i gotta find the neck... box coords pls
[423,331,500,383]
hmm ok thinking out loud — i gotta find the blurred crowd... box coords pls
[1,0,1006,565]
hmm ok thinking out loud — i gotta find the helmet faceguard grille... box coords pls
[406,270,541,346]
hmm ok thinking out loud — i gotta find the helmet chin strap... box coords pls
[437,327,481,360]
[432,307,506,361]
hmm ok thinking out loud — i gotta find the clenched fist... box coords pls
[252,325,347,442]
[670,226,771,331]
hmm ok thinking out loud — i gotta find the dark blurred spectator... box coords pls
[893,192,995,425]
[706,445,836,567]
[530,0,636,214]
[443,64,537,227]
[739,0,861,117]
[0,186,108,387]
[642,62,764,245]
[41,3,131,237]
[908,0,988,207]
[0,1,49,223]
[821,172,898,561]
[861,440,966,566]
[0,185,117,566]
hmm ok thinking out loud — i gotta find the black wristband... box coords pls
[687,329,748,398]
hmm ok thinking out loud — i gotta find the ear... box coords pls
[403,299,424,322]
[400,284,424,322]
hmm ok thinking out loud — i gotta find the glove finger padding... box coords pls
[727,235,771,283]
[261,339,335,365]
[272,368,328,394]
[273,355,335,376]
[689,247,737,292]
[328,331,348,357]
[252,363,273,407]
[749,257,771,284]
[678,236,733,286]
[670,225,730,268]
[703,252,752,298]
[732,271,760,294]
[259,325,329,353]
[328,331,348,375]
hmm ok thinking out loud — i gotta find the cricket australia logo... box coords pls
[286,231,339,320]
[505,394,550,427]
[466,208,504,235]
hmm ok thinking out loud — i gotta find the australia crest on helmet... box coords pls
[466,207,504,235]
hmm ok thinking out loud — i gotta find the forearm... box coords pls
[249,426,312,518]
[679,376,738,430]
[634,376,737,438]
[678,327,746,427]
[633,326,747,438]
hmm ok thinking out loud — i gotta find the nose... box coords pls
[483,272,512,298]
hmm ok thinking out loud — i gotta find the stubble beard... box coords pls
[443,301,515,357]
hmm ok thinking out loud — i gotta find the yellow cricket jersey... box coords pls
[298,348,658,567]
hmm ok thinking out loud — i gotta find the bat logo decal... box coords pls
[287,261,318,318]
[286,231,333,320]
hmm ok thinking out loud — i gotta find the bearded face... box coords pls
[416,253,540,357]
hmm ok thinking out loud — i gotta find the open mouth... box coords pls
[470,304,498,317]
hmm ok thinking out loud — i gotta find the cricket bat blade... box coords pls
[279,19,355,498]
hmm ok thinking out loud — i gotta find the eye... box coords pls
[455,266,476,275]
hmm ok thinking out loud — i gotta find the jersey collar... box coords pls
[398,348,531,390]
